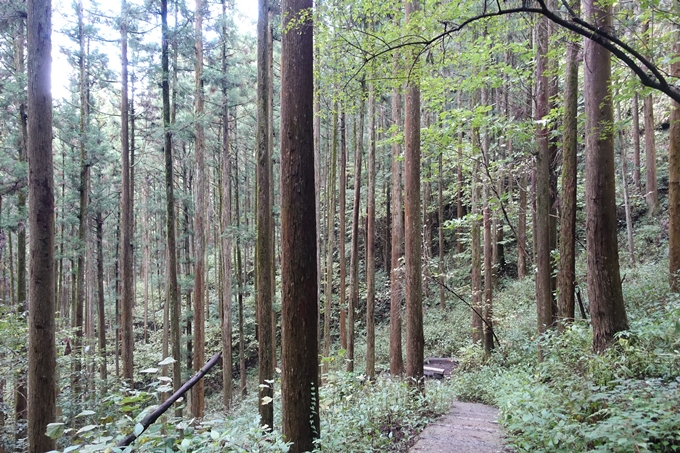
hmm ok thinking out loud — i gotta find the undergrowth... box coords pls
[451,260,680,452]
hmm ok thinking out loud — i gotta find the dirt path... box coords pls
[409,401,511,453]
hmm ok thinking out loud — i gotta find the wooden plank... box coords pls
[423,366,446,374]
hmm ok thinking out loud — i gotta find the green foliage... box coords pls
[451,260,680,452]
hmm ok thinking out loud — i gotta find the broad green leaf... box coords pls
[76,410,96,417]
[134,423,145,436]
[76,424,98,434]
[158,357,176,366]
[46,422,65,439]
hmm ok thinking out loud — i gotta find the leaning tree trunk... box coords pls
[27,0,57,448]
[584,0,629,352]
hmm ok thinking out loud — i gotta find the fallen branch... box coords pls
[116,352,221,447]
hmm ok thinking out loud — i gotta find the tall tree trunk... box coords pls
[27,0,57,447]
[619,104,635,267]
[347,105,364,373]
[192,0,206,418]
[642,19,657,213]
[366,84,377,380]
[584,0,629,352]
[96,209,107,383]
[220,0,233,410]
[668,22,680,291]
[256,0,274,430]
[120,0,134,385]
[390,85,404,376]
[632,93,642,192]
[517,171,527,280]
[483,186,494,353]
[161,0,182,398]
[644,93,658,213]
[404,0,423,385]
[557,14,579,325]
[535,15,553,336]
[13,17,28,431]
[323,105,338,376]
[438,151,444,310]
[280,0,320,448]
[339,108,347,352]
[471,100,483,343]
[233,113,247,397]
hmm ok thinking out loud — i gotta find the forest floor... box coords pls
[408,401,511,453]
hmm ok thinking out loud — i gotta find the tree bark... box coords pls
[339,108,348,352]
[632,93,642,192]
[27,0,57,447]
[668,23,680,292]
[438,151,445,310]
[404,0,423,385]
[161,0,182,399]
[13,17,28,431]
[584,0,629,352]
[483,186,494,354]
[347,106,364,373]
[96,209,107,382]
[471,126,483,344]
[390,84,404,376]
[256,0,274,430]
[323,105,338,376]
[644,93,658,214]
[366,84,377,380]
[280,0,320,448]
[557,14,579,326]
[535,14,554,336]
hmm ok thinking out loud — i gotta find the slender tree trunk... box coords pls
[191,0,207,418]
[220,0,233,410]
[27,0,57,447]
[483,186,494,353]
[366,84,376,380]
[438,151,445,310]
[404,0,423,385]
[13,18,28,431]
[347,106,363,373]
[339,108,347,352]
[96,210,107,382]
[557,15,579,326]
[390,85,404,375]
[632,93,642,192]
[280,0,320,447]
[644,93,658,213]
[256,0,274,430]
[668,22,680,291]
[233,114,247,397]
[457,91,464,255]
[584,0,629,352]
[120,0,134,385]
[471,113,483,343]
[323,105,338,376]
[161,0,182,398]
[535,15,553,335]
[619,111,635,267]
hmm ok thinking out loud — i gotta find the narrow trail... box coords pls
[409,401,511,453]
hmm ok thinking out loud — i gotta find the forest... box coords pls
[0,0,679,451]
